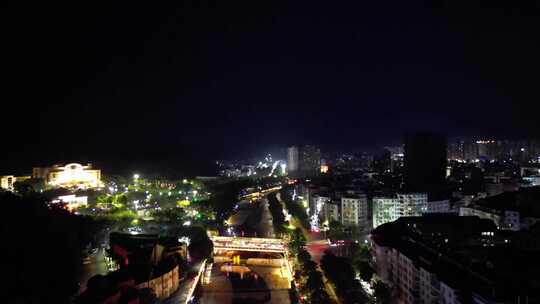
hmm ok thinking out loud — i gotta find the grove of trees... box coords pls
[321,251,370,304]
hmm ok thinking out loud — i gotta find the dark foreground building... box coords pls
[371,214,540,303]
[404,133,447,196]
[77,233,187,304]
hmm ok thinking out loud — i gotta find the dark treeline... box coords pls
[2,191,102,303]
[279,188,310,230]
[267,192,286,235]
[321,251,370,304]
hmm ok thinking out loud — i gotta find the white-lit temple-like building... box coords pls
[33,163,102,189]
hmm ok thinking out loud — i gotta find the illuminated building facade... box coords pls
[373,193,428,228]
[341,195,369,227]
[33,163,102,189]
[320,164,329,173]
[51,194,88,211]
[373,197,399,228]
[323,202,339,223]
[0,175,31,191]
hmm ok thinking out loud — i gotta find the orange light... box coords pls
[320,165,329,173]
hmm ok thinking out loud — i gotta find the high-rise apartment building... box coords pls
[323,202,340,223]
[463,140,479,161]
[450,138,540,162]
[341,195,369,228]
[448,139,464,160]
[300,145,321,175]
[476,140,499,159]
[404,133,447,193]
[371,216,500,304]
[287,145,321,178]
[373,193,428,228]
[287,146,299,173]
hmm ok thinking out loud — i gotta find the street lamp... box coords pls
[133,174,140,180]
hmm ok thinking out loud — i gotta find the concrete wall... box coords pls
[137,265,179,300]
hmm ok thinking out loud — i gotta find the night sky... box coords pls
[3,1,540,175]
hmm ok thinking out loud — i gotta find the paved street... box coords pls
[256,197,276,238]
[78,248,109,294]
[227,201,251,226]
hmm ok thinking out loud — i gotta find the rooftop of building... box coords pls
[472,186,540,217]
[77,256,179,304]
[34,163,96,170]
[340,194,367,199]
[372,214,496,247]
[371,214,540,301]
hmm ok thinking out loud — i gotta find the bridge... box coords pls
[210,236,293,283]
[211,236,287,253]
[238,186,282,199]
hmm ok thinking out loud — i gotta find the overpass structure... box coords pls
[211,236,293,283]
[211,236,286,253]
[238,186,282,200]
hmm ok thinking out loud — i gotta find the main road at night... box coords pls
[276,192,340,304]
[200,191,291,304]
[78,247,109,293]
